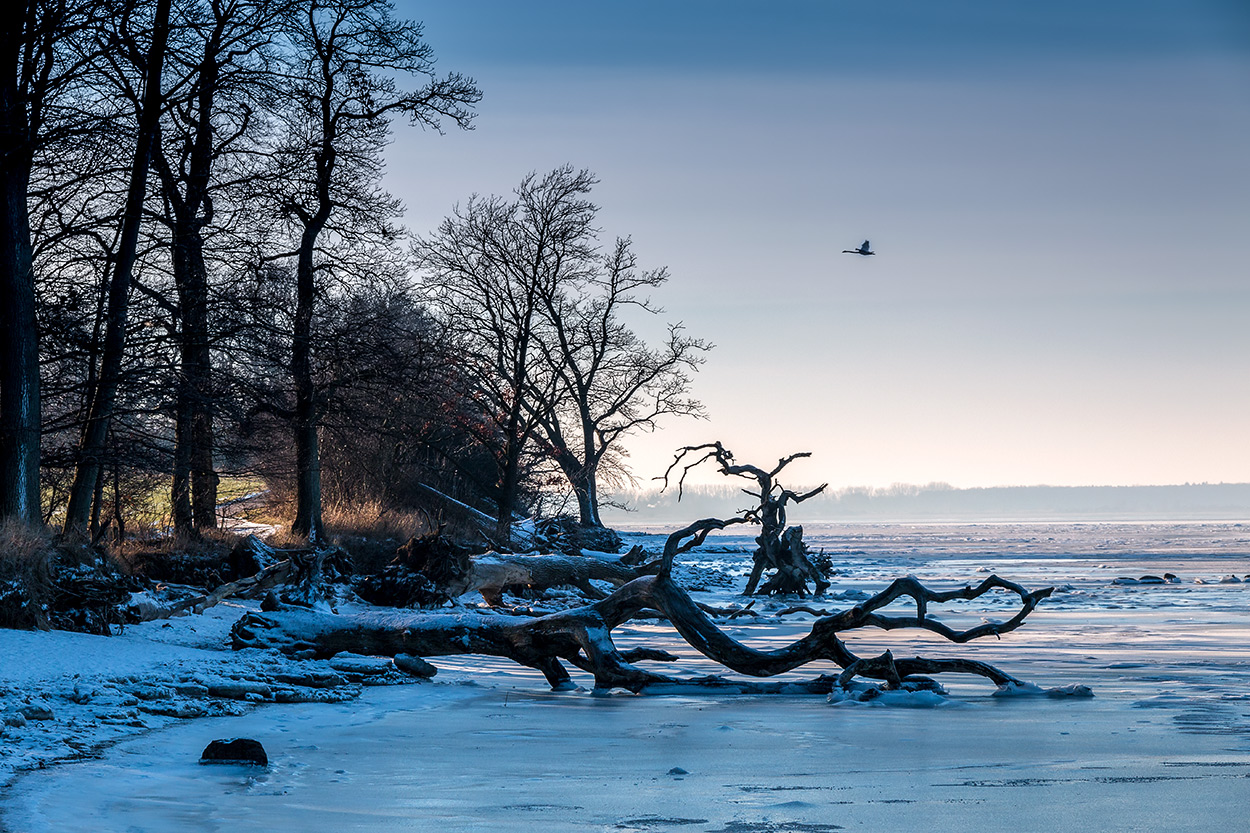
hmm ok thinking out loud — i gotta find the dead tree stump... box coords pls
[661,442,830,596]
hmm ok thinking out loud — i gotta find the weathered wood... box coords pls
[660,443,830,596]
[454,551,661,604]
[380,531,662,606]
[233,554,1053,695]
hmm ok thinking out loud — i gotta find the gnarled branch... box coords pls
[233,570,1054,696]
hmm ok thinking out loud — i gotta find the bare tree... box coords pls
[268,0,478,542]
[662,442,829,595]
[532,228,709,530]
[415,168,596,541]
[418,166,709,539]
[0,0,108,524]
[149,0,287,532]
[63,0,175,536]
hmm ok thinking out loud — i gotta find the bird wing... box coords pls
[862,240,870,250]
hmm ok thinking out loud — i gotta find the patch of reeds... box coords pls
[322,499,435,573]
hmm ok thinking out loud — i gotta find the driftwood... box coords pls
[232,518,1054,695]
[452,551,660,604]
[128,535,348,622]
[661,442,829,595]
[359,530,660,607]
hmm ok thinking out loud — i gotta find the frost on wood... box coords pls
[232,518,1055,695]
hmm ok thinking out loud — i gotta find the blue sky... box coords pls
[388,1,1249,488]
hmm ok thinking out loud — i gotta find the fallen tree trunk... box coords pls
[233,518,1055,695]
[452,551,660,604]
[361,531,659,607]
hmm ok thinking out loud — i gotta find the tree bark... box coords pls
[161,8,246,533]
[170,223,217,531]
[0,25,40,525]
[495,425,523,543]
[233,568,1054,695]
[64,0,174,535]
[0,157,40,525]
[561,448,602,529]
[290,224,324,542]
[446,551,658,604]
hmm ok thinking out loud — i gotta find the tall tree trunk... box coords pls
[576,418,601,527]
[574,475,601,528]
[63,0,173,535]
[552,441,601,528]
[0,162,40,525]
[164,17,228,533]
[290,227,322,542]
[170,227,216,531]
[493,387,530,542]
[0,24,40,525]
[496,436,521,543]
[171,387,193,529]
[564,461,601,528]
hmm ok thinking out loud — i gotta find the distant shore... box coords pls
[604,483,1250,524]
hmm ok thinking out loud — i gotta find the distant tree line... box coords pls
[0,0,706,543]
[605,482,1250,523]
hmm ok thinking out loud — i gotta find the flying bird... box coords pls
[843,240,875,256]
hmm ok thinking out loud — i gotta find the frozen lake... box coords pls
[4,521,1249,832]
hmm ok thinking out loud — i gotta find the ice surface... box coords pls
[2,521,1249,832]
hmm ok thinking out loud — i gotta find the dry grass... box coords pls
[323,499,432,542]
[227,493,487,573]
[322,499,435,573]
[0,520,55,629]
[113,526,243,559]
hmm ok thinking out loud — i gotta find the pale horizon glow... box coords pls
[387,1,1250,490]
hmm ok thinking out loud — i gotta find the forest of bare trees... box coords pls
[0,0,705,546]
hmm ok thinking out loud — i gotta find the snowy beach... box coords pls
[3,521,1249,832]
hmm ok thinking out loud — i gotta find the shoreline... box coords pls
[0,601,413,803]
[4,523,1249,830]
[9,664,1250,833]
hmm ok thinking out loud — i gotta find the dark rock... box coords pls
[19,702,54,721]
[394,653,438,679]
[667,767,689,775]
[200,738,268,766]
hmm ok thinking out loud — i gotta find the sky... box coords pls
[386,0,1250,489]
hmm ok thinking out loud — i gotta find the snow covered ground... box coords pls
[2,521,1248,832]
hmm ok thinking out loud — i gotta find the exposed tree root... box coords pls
[233,521,1053,695]
[659,443,830,595]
